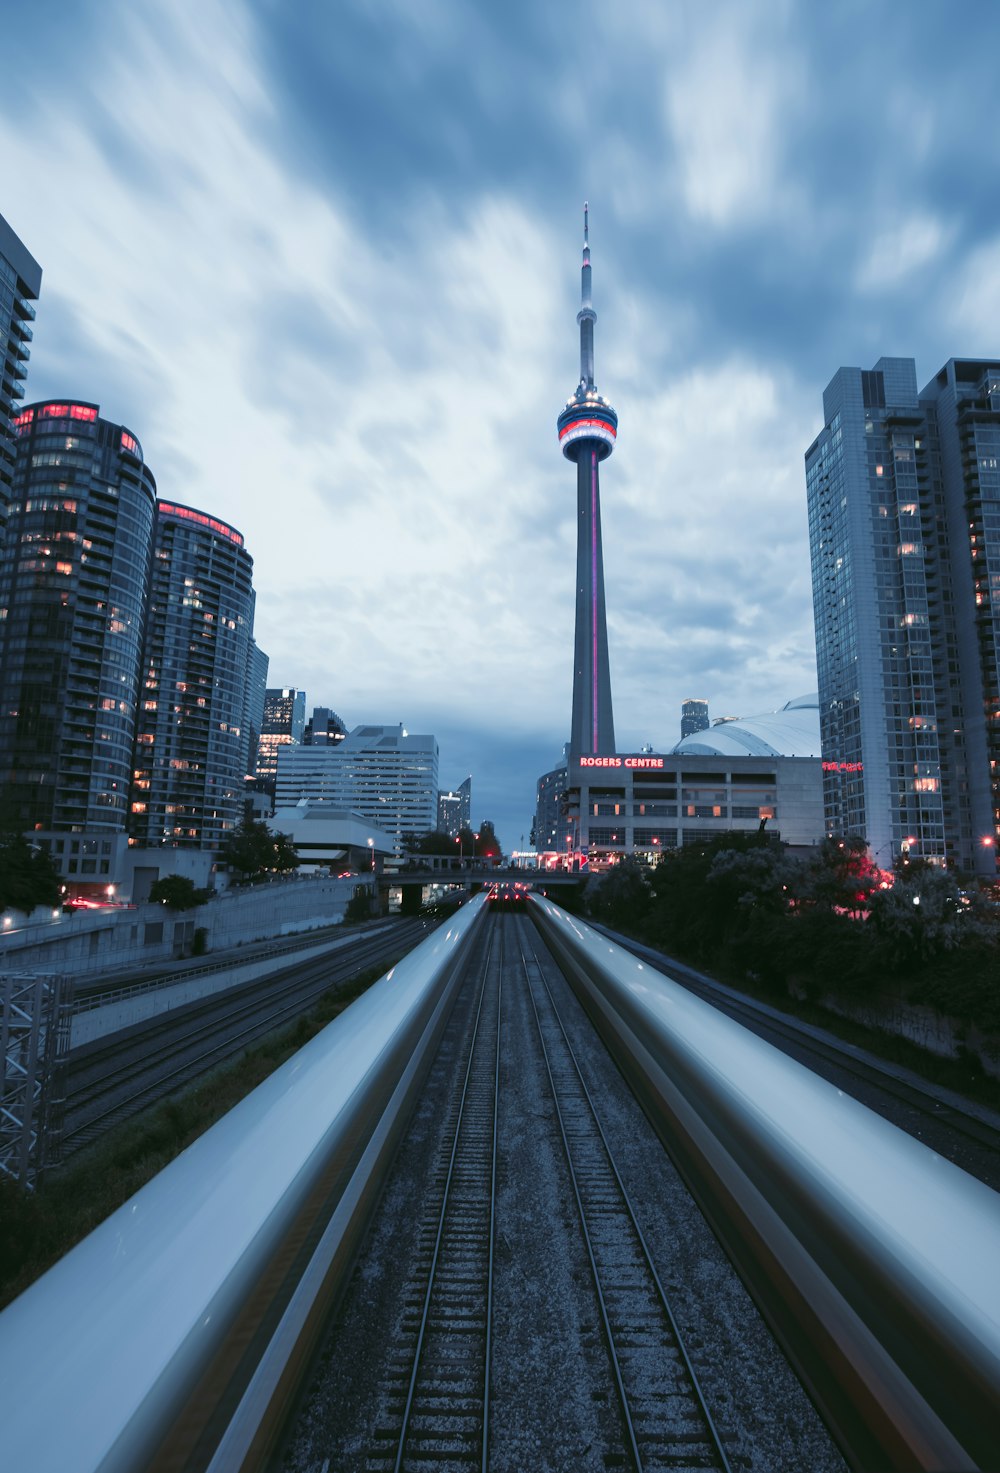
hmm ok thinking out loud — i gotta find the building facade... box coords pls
[0,402,156,875]
[275,724,438,855]
[437,775,471,838]
[303,704,347,746]
[243,640,269,779]
[558,206,618,758]
[680,699,710,739]
[566,751,822,866]
[256,687,306,792]
[533,761,573,860]
[805,356,1000,875]
[0,215,41,554]
[130,501,256,851]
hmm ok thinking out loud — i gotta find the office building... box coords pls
[681,699,710,739]
[243,640,269,777]
[558,206,618,757]
[437,775,471,838]
[304,705,347,746]
[0,400,156,881]
[130,501,256,851]
[276,724,438,855]
[805,357,1000,875]
[256,686,306,792]
[533,760,573,859]
[0,215,42,554]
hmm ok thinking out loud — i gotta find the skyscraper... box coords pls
[244,640,269,776]
[437,775,471,838]
[805,356,1000,875]
[303,705,347,746]
[0,214,42,553]
[130,502,256,850]
[681,699,710,739]
[256,687,307,792]
[0,400,155,864]
[558,206,617,757]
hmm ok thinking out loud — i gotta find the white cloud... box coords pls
[2,0,836,827]
[947,236,1000,347]
[857,213,953,290]
[663,6,805,230]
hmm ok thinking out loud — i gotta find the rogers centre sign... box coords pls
[579,755,664,769]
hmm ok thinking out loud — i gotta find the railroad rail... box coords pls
[60,922,427,1156]
[0,895,997,1471]
[531,896,1000,1470]
[518,919,734,1471]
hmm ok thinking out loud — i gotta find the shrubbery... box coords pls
[586,834,1000,1030]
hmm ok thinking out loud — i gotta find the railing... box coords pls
[0,895,488,1473]
[528,894,1000,1471]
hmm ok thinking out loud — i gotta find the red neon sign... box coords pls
[13,408,34,428]
[579,755,664,769]
[823,761,863,772]
[158,502,244,548]
[120,431,140,455]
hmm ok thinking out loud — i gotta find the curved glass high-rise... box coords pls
[557,206,617,757]
[130,501,255,850]
[0,400,156,832]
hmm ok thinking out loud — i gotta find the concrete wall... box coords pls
[0,875,373,982]
[70,921,395,1048]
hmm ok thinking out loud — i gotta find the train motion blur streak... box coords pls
[0,897,489,1473]
[528,893,1000,1471]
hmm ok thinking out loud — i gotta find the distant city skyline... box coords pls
[4,3,999,849]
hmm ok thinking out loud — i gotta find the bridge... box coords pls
[1,894,998,1470]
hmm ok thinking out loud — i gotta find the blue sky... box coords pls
[4,1,1000,850]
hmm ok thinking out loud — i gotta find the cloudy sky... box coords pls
[3,1,999,849]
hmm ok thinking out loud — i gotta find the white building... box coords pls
[269,804,396,872]
[275,725,438,856]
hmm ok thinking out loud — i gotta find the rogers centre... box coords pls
[533,750,824,872]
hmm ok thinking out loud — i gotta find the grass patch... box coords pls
[0,961,392,1311]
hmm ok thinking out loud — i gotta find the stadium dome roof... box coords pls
[670,694,820,759]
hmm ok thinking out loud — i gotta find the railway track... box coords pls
[60,922,427,1156]
[285,911,821,1472]
[365,920,501,1472]
[518,918,734,1473]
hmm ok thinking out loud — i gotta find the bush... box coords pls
[148,875,200,910]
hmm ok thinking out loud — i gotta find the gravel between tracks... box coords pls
[280,915,847,1472]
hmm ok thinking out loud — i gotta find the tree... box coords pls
[219,819,298,882]
[0,832,61,914]
[798,836,880,917]
[588,857,651,929]
[148,875,202,910]
[272,830,300,874]
[869,866,995,963]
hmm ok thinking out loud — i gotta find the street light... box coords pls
[367,837,375,872]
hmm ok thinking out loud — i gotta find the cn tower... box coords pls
[557,204,618,757]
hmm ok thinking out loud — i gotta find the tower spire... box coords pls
[578,201,596,388]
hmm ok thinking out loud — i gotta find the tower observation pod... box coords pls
[557,204,618,757]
